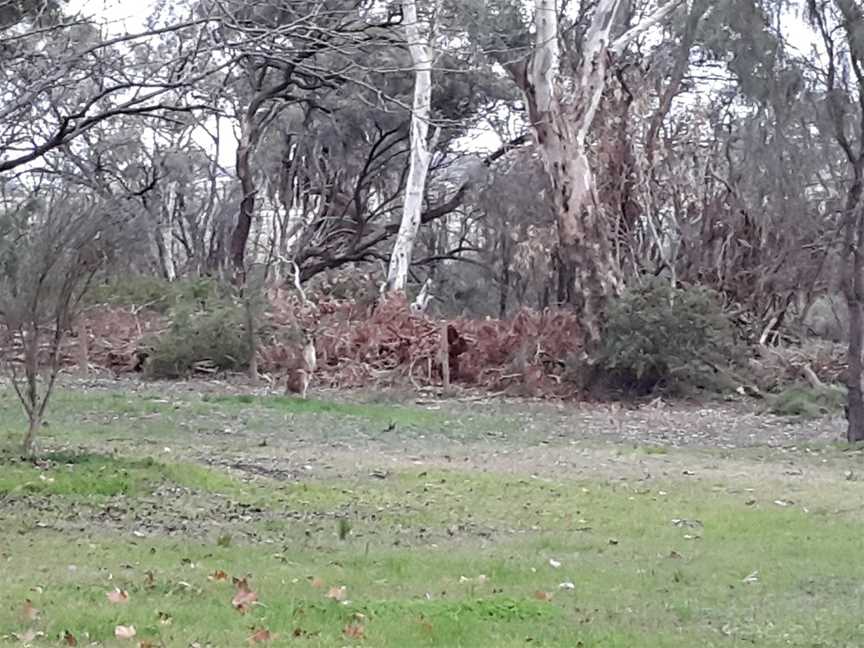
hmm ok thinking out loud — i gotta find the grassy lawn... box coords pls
[1,384,863,646]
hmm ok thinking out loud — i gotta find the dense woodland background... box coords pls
[1,0,864,455]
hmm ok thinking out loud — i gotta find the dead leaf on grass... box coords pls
[232,579,259,613]
[533,591,554,602]
[107,588,130,604]
[248,628,274,643]
[63,630,78,646]
[742,571,760,584]
[310,576,325,589]
[157,611,172,625]
[326,585,346,602]
[20,599,38,622]
[343,623,365,639]
[114,625,136,640]
[13,629,42,643]
[209,570,228,582]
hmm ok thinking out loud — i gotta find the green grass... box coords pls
[202,393,448,429]
[0,386,516,450]
[1,385,863,645]
[2,459,864,646]
[0,452,247,499]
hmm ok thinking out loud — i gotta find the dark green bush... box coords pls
[767,384,845,418]
[87,275,226,314]
[597,278,741,394]
[143,301,251,379]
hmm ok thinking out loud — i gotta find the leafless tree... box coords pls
[0,183,125,456]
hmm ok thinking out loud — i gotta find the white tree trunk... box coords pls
[386,0,437,293]
[521,0,681,345]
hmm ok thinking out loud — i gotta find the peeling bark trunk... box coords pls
[518,0,681,347]
[520,0,624,346]
[386,0,437,293]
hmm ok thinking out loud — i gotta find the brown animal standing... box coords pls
[283,329,317,399]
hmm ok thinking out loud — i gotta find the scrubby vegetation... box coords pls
[597,279,742,394]
[767,384,846,418]
[142,301,252,379]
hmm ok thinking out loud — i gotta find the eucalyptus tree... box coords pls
[804,0,864,441]
[0,1,229,175]
[385,0,440,293]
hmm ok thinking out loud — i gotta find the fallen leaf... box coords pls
[20,599,38,622]
[144,572,156,589]
[742,570,760,584]
[63,631,78,646]
[209,570,229,582]
[115,625,137,640]
[157,611,173,625]
[534,591,554,602]
[310,576,325,589]
[326,585,347,602]
[343,623,365,639]
[248,628,273,643]
[107,588,130,604]
[232,587,258,613]
[773,499,793,507]
[548,559,561,568]
[558,581,575,590]
[137,641,156,648]
[14,629,41,643]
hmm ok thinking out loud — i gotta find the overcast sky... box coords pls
[65,0,823,167]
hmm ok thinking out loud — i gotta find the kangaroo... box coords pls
[283,328,317,399]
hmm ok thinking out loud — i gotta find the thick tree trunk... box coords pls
[514,0,682,346]
[520,0,623,346]
[843,175,864,443]
[385,0,436,293]
[230,117,257,275]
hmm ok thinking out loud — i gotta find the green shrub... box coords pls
[767,384,846,418]
[87,275,226,314]
[597,278,741,394]
[143,300,251,378]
